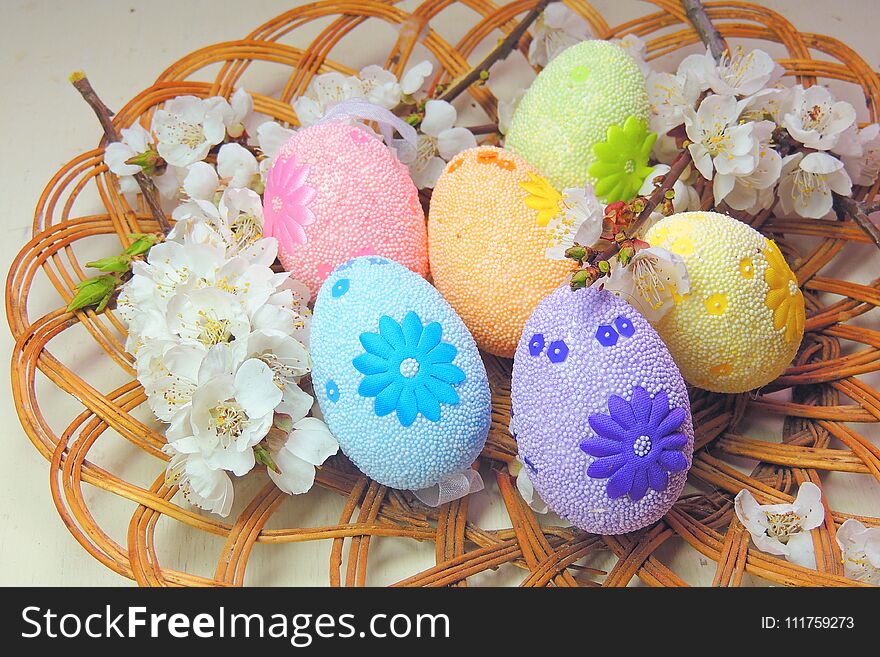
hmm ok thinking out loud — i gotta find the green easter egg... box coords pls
[505,40,653,202]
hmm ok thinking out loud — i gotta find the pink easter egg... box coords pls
[262,122,428,297]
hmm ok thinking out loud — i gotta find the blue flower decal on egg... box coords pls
[353,311,466,427]
[579,386,688,502]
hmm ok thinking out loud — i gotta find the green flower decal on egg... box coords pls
[588,116,656,203]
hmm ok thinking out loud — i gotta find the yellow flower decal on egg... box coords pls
[589,115,657,203]
[521,172,563,226]
[763,239,805,344]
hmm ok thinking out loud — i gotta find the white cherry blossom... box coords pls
[409,100,476,189]
[359,65,401,108]
[544,184,604,260]
[165,448,234,516]
[217,142,259,189]
[267,417,339,495]
[835,519,880,584]
[615,33,650,75]
[293,72,364,126]
[152,95,226,167]
[835,123,880,186]
[734,482,824,568]
[602,247,690,322]
[182,162,220,201]
[401,60,433,96]
[684,94,759,181]
[778,151,852,218]
[713,120,778,205]
[679,46,783,97]
[104,123,154,195]
[528,2,592,68]
[256,121,296,162]
[646,70,702,135]
[782,84,856,151]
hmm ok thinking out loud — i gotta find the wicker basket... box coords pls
[7,0,880,587]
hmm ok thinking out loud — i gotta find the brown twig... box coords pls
[681,0,727,60]
[438,0,551,103]
[70,72,171,234]
[833,195,880,251]
[586,151,693,278]
[465,123,501,135]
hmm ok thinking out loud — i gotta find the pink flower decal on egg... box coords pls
[263,152,317,248]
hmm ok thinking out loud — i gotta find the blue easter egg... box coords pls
[310,256,491,490]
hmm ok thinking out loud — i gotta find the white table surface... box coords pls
[1,0,878,586]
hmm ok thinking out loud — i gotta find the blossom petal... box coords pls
[396,385,419,426]
[607,463,636,499]
[374,379,403,416]
[437,128,477,160]
[352,353,390,375]
[658,450,688,472]
[401,311,423,347]
[421,100,456,137]
[580,438,625,458]
[234,358,282,418]
[284,416,339,466]
[785,532,818,569]
[793,481,825,530]
[268,450,316,495]
[588,413,628,441]
[414,384,441,422]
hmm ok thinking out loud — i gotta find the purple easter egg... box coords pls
[511,285,694,534]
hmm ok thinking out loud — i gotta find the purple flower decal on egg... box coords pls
[580,386,688,502]
[263,151,317,248]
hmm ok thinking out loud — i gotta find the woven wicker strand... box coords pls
[6,0,880,587]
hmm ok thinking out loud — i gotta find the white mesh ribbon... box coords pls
[318,98,418,164]
[411,468,484,507]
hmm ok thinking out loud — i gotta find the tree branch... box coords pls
[681,0,727,60]
[438,0,551,103]
[833,194,880,251]
[70,72,171,234]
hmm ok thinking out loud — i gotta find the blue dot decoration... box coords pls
[325,379,340,402]
[332,278,350,298]
[614,315,635,337]
[548,339,569,363]
[596,324,619,347]
[528,333,545,357]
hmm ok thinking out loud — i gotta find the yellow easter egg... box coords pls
[428,146,573,358]
[644,211,805,393]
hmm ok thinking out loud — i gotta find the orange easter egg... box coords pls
[427,146,573,358]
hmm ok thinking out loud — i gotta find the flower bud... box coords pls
[67,275,119,313]
[86,254,132,273]
[124,233,162,256]
[564,245,587,262]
